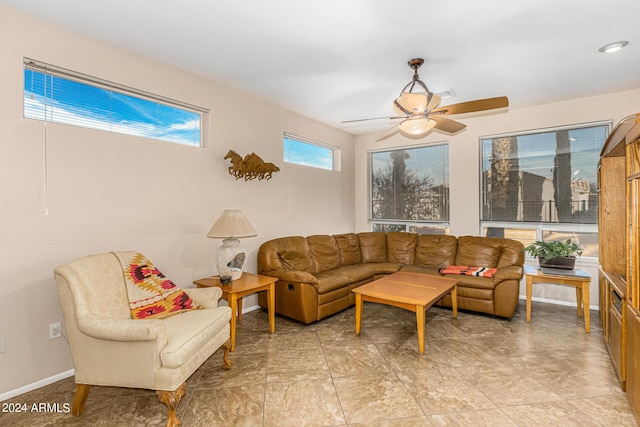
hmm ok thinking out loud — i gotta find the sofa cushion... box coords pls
[258,236,315,273]
[307,235,342,273]
[333,264,375,283]
[455,275,496,290]
[399,265,441,276]
[313,271,351,294]
[333,233,362,265]
[415,234,457,267]
[456,236,517,268]
[386,232,417,264]
[160,306,231,368]
[358,232,387,263]
[366,262,402,276]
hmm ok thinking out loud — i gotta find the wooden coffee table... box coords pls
[352,271,459,354]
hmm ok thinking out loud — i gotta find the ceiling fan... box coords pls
[342,58,509,141]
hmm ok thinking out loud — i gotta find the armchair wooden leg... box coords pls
[72,383,90,416]
[222,338,232,370]
[157,382,186,427]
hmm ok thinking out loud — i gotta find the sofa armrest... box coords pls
[184,287,222,309]
[262,269,318,285]
[492,265,524,284]
[76,313,167,344]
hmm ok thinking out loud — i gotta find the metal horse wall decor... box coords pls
[224,150,280,181]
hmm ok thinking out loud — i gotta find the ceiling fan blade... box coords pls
[432,116,466,134]
[341,116,405,124]
[432,96,509,115]
[375,125,400,142]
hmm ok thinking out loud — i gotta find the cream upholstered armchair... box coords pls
[54,252,232,427]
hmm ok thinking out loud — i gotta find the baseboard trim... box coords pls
[519,294,598,311]
[242,303,260,314]
[0,369,75,402]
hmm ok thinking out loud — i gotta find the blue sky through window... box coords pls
[283,136,334,170]
[24,68,203,146]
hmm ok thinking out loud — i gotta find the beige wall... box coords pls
[355,88,640,307]
[0,7,356,396]
[3,4,640,398]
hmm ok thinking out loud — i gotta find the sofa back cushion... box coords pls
[258,236,315,274]
[357,232,387,263]
[415,235,458,267]
[307,235,342,273]
[494,237,525,268]
[387,232,417,264]
[455,236,524,268]
[333,233,362,265]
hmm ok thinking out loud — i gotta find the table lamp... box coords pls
[207,209,257,280]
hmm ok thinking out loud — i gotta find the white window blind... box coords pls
[23,58,209,147]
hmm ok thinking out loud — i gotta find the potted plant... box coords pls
[523,239,583,270]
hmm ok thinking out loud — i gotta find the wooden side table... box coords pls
[194,272,277,351]
[525,266,592,333]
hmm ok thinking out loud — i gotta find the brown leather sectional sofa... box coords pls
[257,232,525,324]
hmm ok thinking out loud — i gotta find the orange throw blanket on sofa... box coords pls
[439,265,497,278]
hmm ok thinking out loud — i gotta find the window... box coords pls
[23,58,208,147]
[283,133,339,171]
[480,122,609,256]
[370,143,449,233]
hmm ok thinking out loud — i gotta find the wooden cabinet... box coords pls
[598,113,640,417]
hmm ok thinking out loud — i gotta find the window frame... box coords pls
[368,141,450,234]
[23,58,209,147]
[283,132,341,171]
[478,121,610,257]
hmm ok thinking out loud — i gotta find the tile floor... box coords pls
[1,301,638,426]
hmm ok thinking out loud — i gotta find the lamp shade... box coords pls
[207,209,257,238]
[207,210,257,281]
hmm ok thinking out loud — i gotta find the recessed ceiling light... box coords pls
[598,41,629,53]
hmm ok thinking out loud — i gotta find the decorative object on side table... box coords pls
[523,239,583,270]
[224,149,280,181]
[207,209,257,280]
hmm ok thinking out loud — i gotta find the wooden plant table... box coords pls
[194,272,277,351]
[352,271,459,354]
[525,266,592,333]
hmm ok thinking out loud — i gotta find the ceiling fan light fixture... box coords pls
[394,92,427,115]
[394,92,442,115]
[398,117,436,136]
[598,40,628,53]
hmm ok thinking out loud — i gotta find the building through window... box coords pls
[480,122,610,256]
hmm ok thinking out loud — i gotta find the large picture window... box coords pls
[370,143,449,233]
[24,58,208,147]
[480,122,609,256]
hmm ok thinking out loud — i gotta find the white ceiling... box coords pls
[3,0,640,135]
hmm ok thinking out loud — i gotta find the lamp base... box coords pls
[215,238,247,281]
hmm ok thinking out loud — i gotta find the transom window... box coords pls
[480,122,610,256]
[23,58,208,147]
[283,133,340,171]
[369,143,449,234]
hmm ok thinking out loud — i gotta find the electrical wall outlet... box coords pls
[49,322,61,339]
[0,336,5,353]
